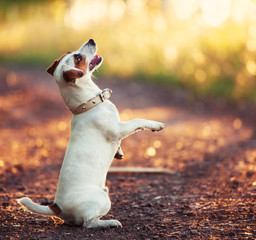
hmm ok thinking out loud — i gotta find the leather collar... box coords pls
[70,88,112,115]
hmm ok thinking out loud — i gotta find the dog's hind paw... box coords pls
[86,219,122,228]
[107,220,122,228]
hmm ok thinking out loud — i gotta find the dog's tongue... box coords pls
[89,55,100,71]
[91,55,99,64]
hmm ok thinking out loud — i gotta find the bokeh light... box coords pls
[0,0,256,100]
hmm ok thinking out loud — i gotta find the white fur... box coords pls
[18,39,165,228]
[17,197,54,215]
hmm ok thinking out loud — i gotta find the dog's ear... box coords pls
[47,59,59,76]
[63,68,84,83]
[46,52,71,76]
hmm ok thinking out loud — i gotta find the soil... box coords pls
[0,66,256,239]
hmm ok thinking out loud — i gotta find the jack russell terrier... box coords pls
[17,39,165,228]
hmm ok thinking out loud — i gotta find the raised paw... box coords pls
[151,122,166,132]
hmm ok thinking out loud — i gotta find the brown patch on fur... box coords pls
[74,53,87,74]
[46,52,71,76]
[63,68,84,83]
[49,203,61,216]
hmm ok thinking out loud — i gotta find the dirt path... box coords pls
[0,66,256,239]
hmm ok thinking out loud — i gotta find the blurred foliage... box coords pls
[1,0,256,101]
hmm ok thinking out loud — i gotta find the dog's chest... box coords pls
[70,101,120,140]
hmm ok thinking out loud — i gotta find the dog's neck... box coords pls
[58,76,102,112]
[70,88,112,115]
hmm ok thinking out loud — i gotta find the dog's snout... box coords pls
[80,39,97,54]
[88,39,96,46]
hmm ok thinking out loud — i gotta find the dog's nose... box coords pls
[88,39,96,46]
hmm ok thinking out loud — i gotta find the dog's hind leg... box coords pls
[81,189,121,228]
[82,204,122,228]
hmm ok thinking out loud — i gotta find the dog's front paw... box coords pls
[114,147,124,160]
[151,122,166,132]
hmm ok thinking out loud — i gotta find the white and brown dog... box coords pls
[18,39,165,228]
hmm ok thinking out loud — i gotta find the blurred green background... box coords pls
[1,0,256,101]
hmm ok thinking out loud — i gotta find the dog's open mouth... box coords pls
[89,55,102,71]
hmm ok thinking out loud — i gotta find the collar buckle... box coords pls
[99,92,105,102]
[101,88,112,102]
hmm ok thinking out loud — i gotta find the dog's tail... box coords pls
[17,197,61,216]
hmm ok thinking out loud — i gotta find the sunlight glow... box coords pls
[65,0,108,30]
[171,0,233,27]
[231,0,256,22]
[199,0,231,27]
[1,0,256,100]
[247,39,256,51]
[164,46,178,62]
[246,60,256,75]
[108,0,126,21]
[127,0,146,15]
[171,0,198,20]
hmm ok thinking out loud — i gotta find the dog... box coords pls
[17,39,165,228]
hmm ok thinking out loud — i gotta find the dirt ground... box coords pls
[0,66,256,239]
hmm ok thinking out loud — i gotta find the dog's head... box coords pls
[47,39,102,85]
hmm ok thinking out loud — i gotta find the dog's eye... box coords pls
[75,54,82,63]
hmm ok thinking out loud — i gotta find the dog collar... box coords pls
[70,88,112,115]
